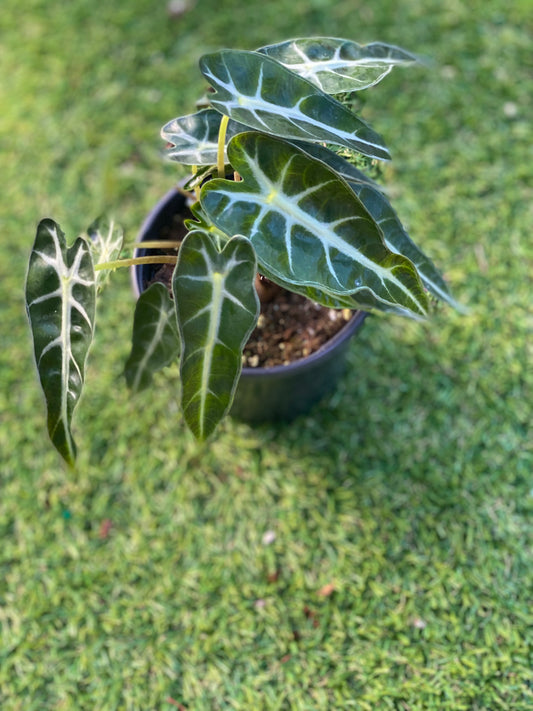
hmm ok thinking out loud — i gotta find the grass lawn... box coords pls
[0,0,531,708]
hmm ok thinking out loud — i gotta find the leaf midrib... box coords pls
[216,164,420,306]
[198,270,224,438]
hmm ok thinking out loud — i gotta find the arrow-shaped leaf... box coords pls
[201,132,428,317]
[199,49,390,161]
[259,38,418,94]
[25,219,96,466]
[173,230,259,440]
[161,109,246,166]
[124,282,180,393]
[87,217,124,290]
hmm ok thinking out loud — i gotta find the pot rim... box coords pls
[130,186,188,299]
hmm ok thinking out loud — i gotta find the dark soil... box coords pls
[144,206,356,369]
[243,294,352,368]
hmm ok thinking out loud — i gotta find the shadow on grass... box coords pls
[237,312,525,510]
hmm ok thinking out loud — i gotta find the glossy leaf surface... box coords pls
[293,141,380,189]
[259,38,418,94]
[162,109,246,166]
[266,275,426,318]
[348,182,458,308]
[87,217,124,290]
[199,50,390,161]
[25,219,96,466]
[173,231,259,440]
[124,282,180,393]
[294,143,455,309]
[201,133,428,317]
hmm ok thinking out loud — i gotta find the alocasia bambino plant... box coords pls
[26,37,459,466]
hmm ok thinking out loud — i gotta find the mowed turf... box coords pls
[0,0,531,708]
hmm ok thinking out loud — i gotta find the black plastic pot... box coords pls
[132,187,368,424]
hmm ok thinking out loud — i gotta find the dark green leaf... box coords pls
[25,219,96,466]
[124,282,180,393]
[259,38,418,93]
[348,181,458,308]
[200,50,390,161]
[173,230,259,440]
[292,140,381,189]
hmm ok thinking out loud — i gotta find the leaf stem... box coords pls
[217,115,229,178]
[95,256,177,271]
[131,241,181,249]
[192,164,201,202]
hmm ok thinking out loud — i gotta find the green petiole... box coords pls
[217,115,229,178]
[94,255,177,271]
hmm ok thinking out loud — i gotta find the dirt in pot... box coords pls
[243,292,353,368]
[143,205,356,369]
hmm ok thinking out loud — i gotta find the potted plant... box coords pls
[25,37,459,466]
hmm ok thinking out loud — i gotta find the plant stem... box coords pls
[131,241,181,249]
[217,115,229,178]
[94,255,177,271]
[192,164,201,201]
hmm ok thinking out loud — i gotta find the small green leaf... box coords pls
[182,165,219,191]
[25,219,96,466]
[259,38,418,94]
[162,109,246,166]
[184,202,231,251]
[199,49,390,161]
[173,230,259,440]
[201,132,428,317]
[87,217,124,290]
[124,282,180,393]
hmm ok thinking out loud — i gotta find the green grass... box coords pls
[1,0,532,708]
